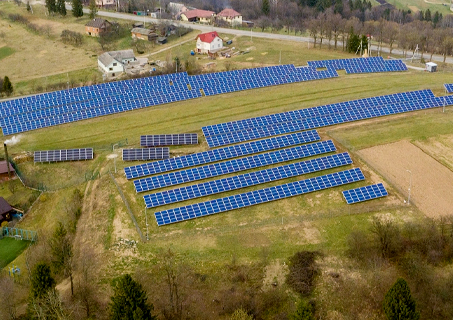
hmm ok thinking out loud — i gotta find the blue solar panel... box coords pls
[134,140,336,193]
[144,152,352,208]
[124,130,320,180]
[444,84,453,94]
[154,168,365,226]
[205,95,453,148]
[342,183,388,204]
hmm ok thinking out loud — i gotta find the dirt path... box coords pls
[358,140,453,218]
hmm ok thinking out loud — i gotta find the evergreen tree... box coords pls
[45,0,57,14]
[261,0,270,16]
[346,28,360,53]
[57,0,66,16]
[49,222,74,295]
[291,299,315,320]
[383,278,420,320]
[424,9,431,22]
[72,0,83,17]
[26,1,31,12]
[2,76,13,97]
[89,0,97,19]
[30,263,56,299]
[109,274,155,320]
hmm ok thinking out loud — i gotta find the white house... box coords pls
[195,31,223,54]
[216,8,242,27]
[98,49,137,78]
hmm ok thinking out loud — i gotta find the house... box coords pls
[216,8,242,27]
[98,49,137,78]
[95,0,115,8]
[195,31,223,54]
[168,2,189,19]
[180,9,215,24]
[85,18,111,37]
[131,28,157,41]
[0,197,13,227]
[0,160,15,179]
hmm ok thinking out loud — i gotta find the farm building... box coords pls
[0,197,13,227]
[168,2,190,18]
[216,8,242,26]
[85,18,111,37]
[131,28,158,41]
[195,31,223,54]
[0,160,15,180]
[180,9,215,23]
[95,0,115,8]
[98,49,137,78]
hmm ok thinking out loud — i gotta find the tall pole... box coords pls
[250,28,252,42]
[3,143,11,179]
[145,206,149,241]
[406,170,412,205]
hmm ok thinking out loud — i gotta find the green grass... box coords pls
[0,46,15,60]
[387,0,452,14]
[0,237,31,269]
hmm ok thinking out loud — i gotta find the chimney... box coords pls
[3,143,11,179]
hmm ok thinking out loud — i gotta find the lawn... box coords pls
[0,237,31,269]
[388,0,452,14]
[0,46,15,60]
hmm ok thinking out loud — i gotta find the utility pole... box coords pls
[145,207,149,241]
[406,170,412,205]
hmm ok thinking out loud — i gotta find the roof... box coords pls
[0,160,15,174]
[131,28,155,36]
[217,8,241,18]
[182,9,215,19]
[85,18,110,28]
[196,31,220,44]
[0,197,12,216]
[426,62,437,66]
[98,52,116,67]
[109,49,135,61]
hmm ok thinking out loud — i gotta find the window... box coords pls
[109,67,113,71]
[113,63,117,66]
[218,44,220,48]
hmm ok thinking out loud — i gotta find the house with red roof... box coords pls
[180,9,215,24]
[216,8,242,26]
[195,31,223,54]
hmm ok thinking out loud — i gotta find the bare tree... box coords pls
[383,20,399,55]
[370,216,401,259]
[0,276,18,319]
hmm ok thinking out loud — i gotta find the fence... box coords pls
[0,227,37,241]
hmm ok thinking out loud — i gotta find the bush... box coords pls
[61,30,83,46]
[286,251,321,296]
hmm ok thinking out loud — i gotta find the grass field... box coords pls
[388,0,452,14]
[0,237,30,269]
[0,46,15,60]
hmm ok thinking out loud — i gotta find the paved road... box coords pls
[86,8,452,64]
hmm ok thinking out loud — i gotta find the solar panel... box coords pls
[154,168,365,226]
[144,152,352,208]
[140,134,198,146]
[444,84,453,94]
[124,130,320,180]
[342,183,388,204]
[134,140,336,193]
[34,148,93,162]
[122,148,170,161]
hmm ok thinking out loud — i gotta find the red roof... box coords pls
[182,9,215,19]
[196,31,220,44]
[217,8,241,18]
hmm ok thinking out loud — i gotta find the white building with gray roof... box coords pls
[98,49,137,78]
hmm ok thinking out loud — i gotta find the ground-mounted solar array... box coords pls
[0,58,409,136]
[444,83,453,94]
[307,57,407,74]
[144,152,353,208]
[140,134,198,146]
[342,183,388,204]
[154,168,365,226]
[34,148,93,163]
[125,130,320,179]
[134,140,336,193]
[122,148,170,161]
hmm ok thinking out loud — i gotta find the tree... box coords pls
[291,299,315,320]
[30,263,56,299]
[286,251,320,296]
[72,0,83,17]
[26,1,31,12]
[45,0,56,14]
[109,274,155,320]
[230,307,253,320]
[89,0,97,19]
[261,0,270,16]
[57,0,66,16]
[49,222,74,296]
[2,76,13,97]
[370,216,400,259]
[383,278,420,320]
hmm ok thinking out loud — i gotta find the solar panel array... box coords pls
[140,134,198,146]
[307,57,407,73]
[122,148,170,161]
[134,140,336,193]
[444,83,453,94]
[0,57,409,136]
[205,93,452,148]
[34,148,93,162]
[144,152,352,208]
[203,89,433,139]
[154,168,365,226]
[125,130,320,179]
[342,183,388,204]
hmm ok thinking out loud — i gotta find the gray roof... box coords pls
[98,52,116,67]
[85,18,110,28]
[98,50,136,67]
[131,28,155,36]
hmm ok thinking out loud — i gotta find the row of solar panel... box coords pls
[154,168,365,226]
[140,134,198,146]
[444,83,453,94]
[124,130,320,179]
[122,148,170,161]
[202,89,434,137]
[342,183,388,204]
[134,140,334,194]
[144,152,352,208]
[34,148,93,162]
[205,95,453,148]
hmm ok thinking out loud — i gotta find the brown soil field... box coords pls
[358,140,453,218]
